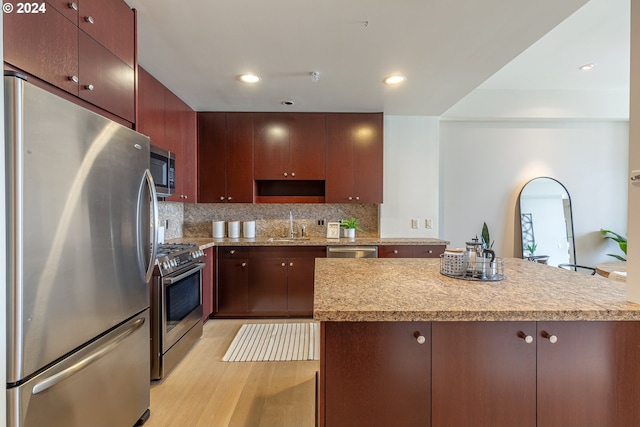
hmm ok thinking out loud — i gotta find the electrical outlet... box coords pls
[164,219,169,229]
[318,219,325,226]
[411,218,419,229]
[425,219,433,229]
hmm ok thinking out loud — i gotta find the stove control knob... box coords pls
[162,262,169,270]
[171,259,178,267]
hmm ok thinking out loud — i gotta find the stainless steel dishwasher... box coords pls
[326,246,378,258]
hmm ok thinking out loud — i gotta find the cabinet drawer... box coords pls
[413,245,446,258]
[378,245,413,258]
[218,247,249,259]
[250,246,326,259]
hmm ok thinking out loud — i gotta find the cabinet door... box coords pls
[431,322,536,427]
[323,322,431,427]
[78,0,135,67]
[138,68,166,148]
[289,113,326,179]
[78,31,134,122]
[253,113,290,179]
[226,113,255,202]
[165,90,197,202]
[413,245,446,258]
[198,112,227,202]
[352,113,383,203]
[537,321,640,427]
[378,245,412,258]
[287,256,321,316]
[201,247,214,321]
[216,258,249,316]
[248,257,288,315]
[4,6,79,96]
[325,114,355,203]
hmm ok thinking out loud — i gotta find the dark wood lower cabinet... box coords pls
[322,322,431,427]
[214,246,325,318]
[320,321,640,427]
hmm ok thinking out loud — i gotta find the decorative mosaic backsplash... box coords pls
[158,202,379,239]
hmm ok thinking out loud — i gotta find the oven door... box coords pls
[161,263,204,354]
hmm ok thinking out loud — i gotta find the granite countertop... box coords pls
[168,237,449,250]
[313,257,640,322]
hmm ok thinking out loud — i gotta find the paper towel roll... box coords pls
[243,220,256,238]
[212,220,225,238]
[228,221,240,239]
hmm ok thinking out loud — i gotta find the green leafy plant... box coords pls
[481,222,494,250]
[526,243,537,255]
[340,218,362,231]
[601,229,627,261]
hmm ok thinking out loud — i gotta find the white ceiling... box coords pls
[126,0,628,116]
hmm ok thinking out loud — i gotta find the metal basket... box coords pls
[440,256,505,281]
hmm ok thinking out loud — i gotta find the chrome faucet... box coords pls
[289,211,294,238]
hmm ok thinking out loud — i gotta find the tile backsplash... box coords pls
[158,202,379,239]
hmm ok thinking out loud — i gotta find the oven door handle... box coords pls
[162,263,205,285]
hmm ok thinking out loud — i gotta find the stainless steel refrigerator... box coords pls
[4,72,158,427]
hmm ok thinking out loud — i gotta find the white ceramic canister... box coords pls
[228,220,241,239]
[212,220,225,238]
[243,220,256,238]
[442,248,466,276]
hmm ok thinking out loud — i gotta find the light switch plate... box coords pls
[327,222,340,239]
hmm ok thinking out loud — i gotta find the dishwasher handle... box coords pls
[326,246,378,258]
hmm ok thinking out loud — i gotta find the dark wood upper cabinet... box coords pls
[78,0,135,67]
[78,32,134,123]
[253,113,326,180]
[137,68,166,147]
[326,113,383,203]
[198,112,254,203]
[4,0,136,123]
[4,6,79,95]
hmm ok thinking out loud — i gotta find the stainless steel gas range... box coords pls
[150,243,205,380]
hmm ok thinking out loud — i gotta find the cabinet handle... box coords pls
[542,331,558,344]
[281,263,286,267]
[84,15,94,24]
[413,332,426,345]
[230,250,236,255]
[68,2,78,10]
[241,262,246,267]
[84,84,94,91]
[219,196,225,201]
[289,262,293,267]
[518,331,534,344]
[69,75,79,83]
[428,250,433,254]
[283,172,288,177]
[355,196,360,201]
[291,172,295,177]
[180,195,187,199]
[348,196,353,201]
[227,197,232,201]
[393,250,398,254]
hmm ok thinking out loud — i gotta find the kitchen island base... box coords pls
[319,320,640,427]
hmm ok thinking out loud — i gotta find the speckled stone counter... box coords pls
[313,257,640,321]
[169,237,448,250]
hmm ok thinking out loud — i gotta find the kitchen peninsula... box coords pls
[314,258,640,427]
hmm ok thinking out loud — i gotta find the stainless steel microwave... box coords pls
[150,145,175,197]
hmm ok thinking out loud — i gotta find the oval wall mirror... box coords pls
[518,177,576,267]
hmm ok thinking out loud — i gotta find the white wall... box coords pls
[380,116,440,238]
[439,120,628,268]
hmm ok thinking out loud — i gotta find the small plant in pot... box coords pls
[340,218,362,239]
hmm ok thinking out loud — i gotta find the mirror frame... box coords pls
[517,177,576,266]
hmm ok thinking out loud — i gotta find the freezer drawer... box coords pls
[7,311,150,427]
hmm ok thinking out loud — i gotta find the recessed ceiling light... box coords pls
[239,74,261,83]
[384,75,406,85]
[579,63,596,71]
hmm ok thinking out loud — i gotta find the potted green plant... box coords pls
[525,243,537,257]
[340,218,362,239]
[601,229,627,261]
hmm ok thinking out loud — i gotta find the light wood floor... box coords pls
[144,319,319,427]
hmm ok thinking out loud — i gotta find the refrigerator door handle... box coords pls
[140,168,159,283]
[31,317,146,395]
